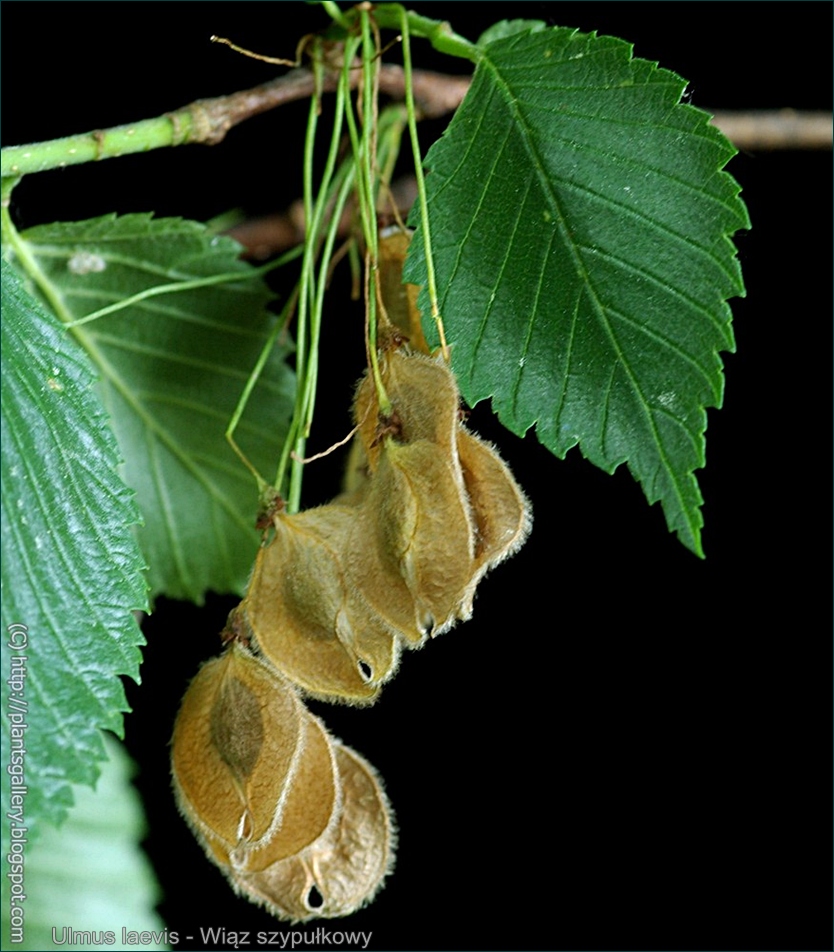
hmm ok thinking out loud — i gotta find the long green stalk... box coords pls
[278,35,362,511]
[400,5,449,360]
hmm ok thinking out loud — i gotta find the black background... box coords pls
[2,3,832,951]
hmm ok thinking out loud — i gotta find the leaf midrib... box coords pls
[480,45,701,551]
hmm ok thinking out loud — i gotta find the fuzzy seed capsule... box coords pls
[241,506,400,702]
[353,350,463,473]
[345,437,475,642]
[455,427,532,617]
[171,644,305,860]
[232,742,395,922]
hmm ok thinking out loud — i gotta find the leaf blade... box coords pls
[20,214,296,599]
[1,260,147,833]
[406,25,749,554]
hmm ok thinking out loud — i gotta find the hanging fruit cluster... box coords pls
[171,232,532,921]
[171,643,392,921]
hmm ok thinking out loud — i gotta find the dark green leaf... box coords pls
[0,260,146,834]
[20,214,296,599]
[406,26,749,554]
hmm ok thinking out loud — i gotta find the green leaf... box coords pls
[406,26,750,555]
[477,19,546,47]
[1,736,170,951]
[0,260,147,834]
[19,214,296,600]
